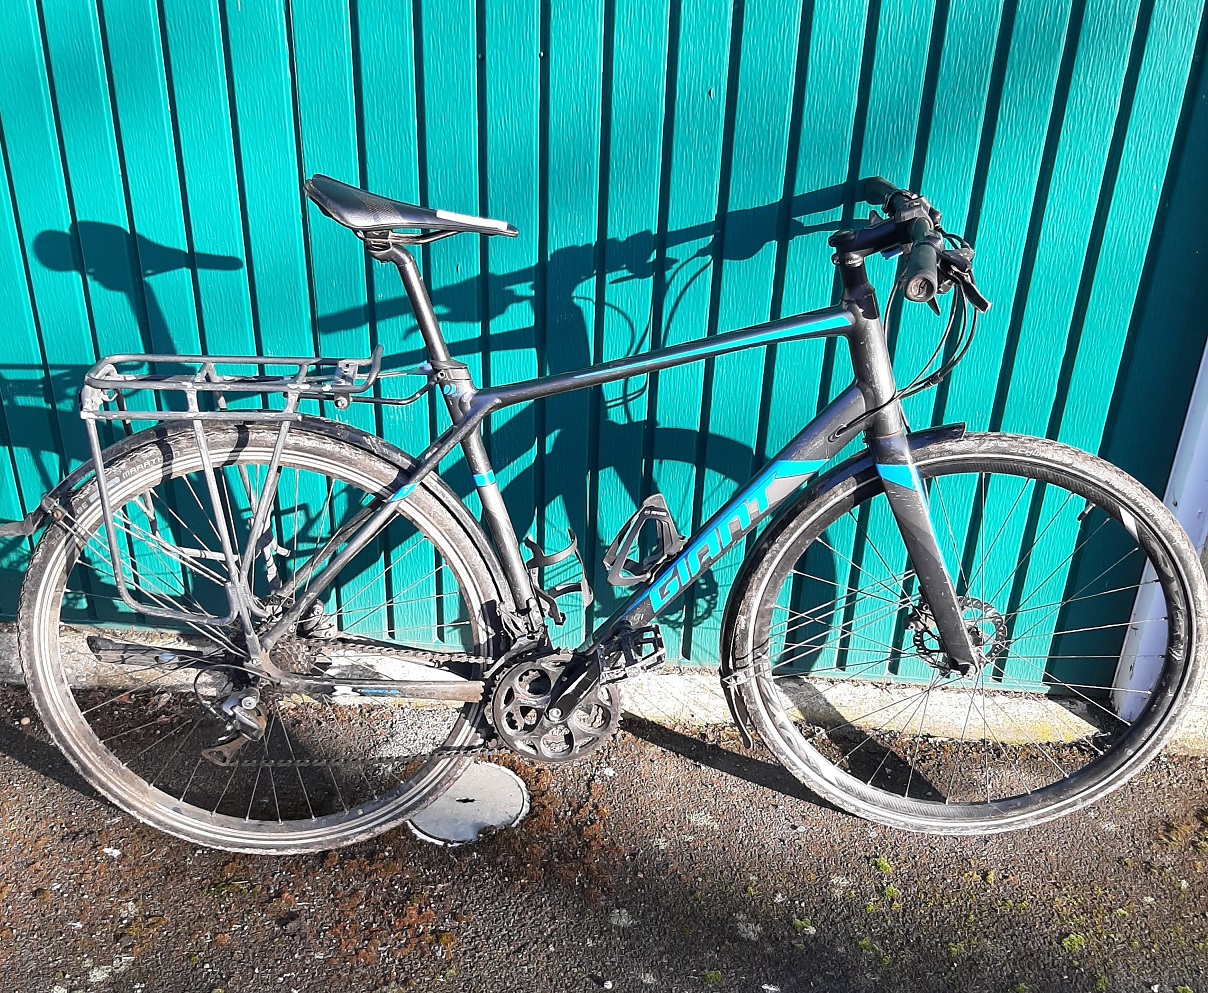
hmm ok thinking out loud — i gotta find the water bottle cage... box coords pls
[602,494,686,588]
[522,531,594,626]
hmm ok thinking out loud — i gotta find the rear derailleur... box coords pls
[197,678,269,767]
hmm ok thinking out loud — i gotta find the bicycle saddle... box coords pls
[305,174,518,238]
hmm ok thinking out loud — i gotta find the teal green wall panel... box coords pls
[0,0,1204,681]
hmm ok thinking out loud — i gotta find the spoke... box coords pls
[965,475,1034,595]
[82,662,201,719]
[774,650,922,683]
[110,509,228,588]
[803,681,941,742]
[785,568,904,607]
[178,756,204,805]
[930,476,969,595]
[838,673,936,774]
[816,528,910,607]
[904,671,940,796]
[142,484,226,569]
[1004,578,1158,620]
[768,590,903,647]
[985,489,1079,606]
[770,604,910,673]
[147,715,206,788]
[263,714,283,824]
[977,688,1074,781]
[322,536,432,619]
[1007,548,1146,648]
[301,477,342,601]
[335,565,461,632]
[178,469,225,549]
[1005,653,1135,728]
[319,697,349,814]
[948,665,984,799]
[278,716,316,820]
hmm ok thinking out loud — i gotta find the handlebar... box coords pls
[901,239,939,303]
[833,177,990,312]
[860,176,900,207]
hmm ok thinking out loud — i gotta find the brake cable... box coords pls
[828,282,973,441]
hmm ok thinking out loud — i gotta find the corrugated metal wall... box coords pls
[0,0,1204,669]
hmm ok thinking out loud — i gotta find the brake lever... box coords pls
[937,245,991,313]
[943,262,991,312]
[956,273,991,312]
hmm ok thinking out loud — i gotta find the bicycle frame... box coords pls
[257,245,979,669]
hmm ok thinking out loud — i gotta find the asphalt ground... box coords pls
[1,683,1206,993]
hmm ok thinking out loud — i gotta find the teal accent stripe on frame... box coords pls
[773,458,826,480]
[473,471,497,487]
[388,482,417,503]
[876,463,918,490]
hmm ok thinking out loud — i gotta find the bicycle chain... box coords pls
[201,737,505,772]
[272,633,486,673]
[190,635,502,770]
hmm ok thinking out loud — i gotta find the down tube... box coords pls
[590,383,868,645]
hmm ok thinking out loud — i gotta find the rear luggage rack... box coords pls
[71,347,385,629]
[79,346,385,423]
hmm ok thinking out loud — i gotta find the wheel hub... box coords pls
[909,596,1009,675]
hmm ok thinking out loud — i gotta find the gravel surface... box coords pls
[1,684,1207,993]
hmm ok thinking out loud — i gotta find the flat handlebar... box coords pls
[860,176,900,207]
[838,176,986,311]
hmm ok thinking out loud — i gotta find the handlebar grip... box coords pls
[901,242,939,303]
[860,176,901,207]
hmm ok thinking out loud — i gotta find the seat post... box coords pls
[369,241,453,363]
[366,238,549,638]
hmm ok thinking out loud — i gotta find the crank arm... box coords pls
[545,652,602,720]
[86,635,220,670]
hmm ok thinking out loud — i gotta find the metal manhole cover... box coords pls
[406,762,530,846]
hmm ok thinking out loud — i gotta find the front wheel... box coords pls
[727,433,1207,834]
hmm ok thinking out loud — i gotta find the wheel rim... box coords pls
[26,431,493,849]
[742,446,1193,825]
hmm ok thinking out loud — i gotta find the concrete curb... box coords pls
[620,666,1208,755]
[2,629,1204,753]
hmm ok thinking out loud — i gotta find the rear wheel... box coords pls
[19,423,506,853]
[727,433,1207,833]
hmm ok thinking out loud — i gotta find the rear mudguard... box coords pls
[1,416,515,614]
[717,422,966,747]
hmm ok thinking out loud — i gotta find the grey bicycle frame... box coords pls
[253,244,978,668]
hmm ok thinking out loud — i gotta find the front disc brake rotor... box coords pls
[910,596,1009,674]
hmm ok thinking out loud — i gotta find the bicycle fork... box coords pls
[841,253,979,670]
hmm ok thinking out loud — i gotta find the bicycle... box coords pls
[7,174,1204,853]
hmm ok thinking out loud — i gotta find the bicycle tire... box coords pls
[725,432,1207,834]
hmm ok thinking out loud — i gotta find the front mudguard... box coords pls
[717,422,966,747]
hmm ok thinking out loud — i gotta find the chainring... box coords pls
[488,651,620,765]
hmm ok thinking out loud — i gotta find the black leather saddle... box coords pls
[305,174,518,238]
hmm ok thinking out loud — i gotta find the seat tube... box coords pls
[387,245,545,635]
[839,254,978,668]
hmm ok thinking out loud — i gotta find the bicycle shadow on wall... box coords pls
[34,222,244,353]
[0,224,244,607]
[3,190,860,667]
